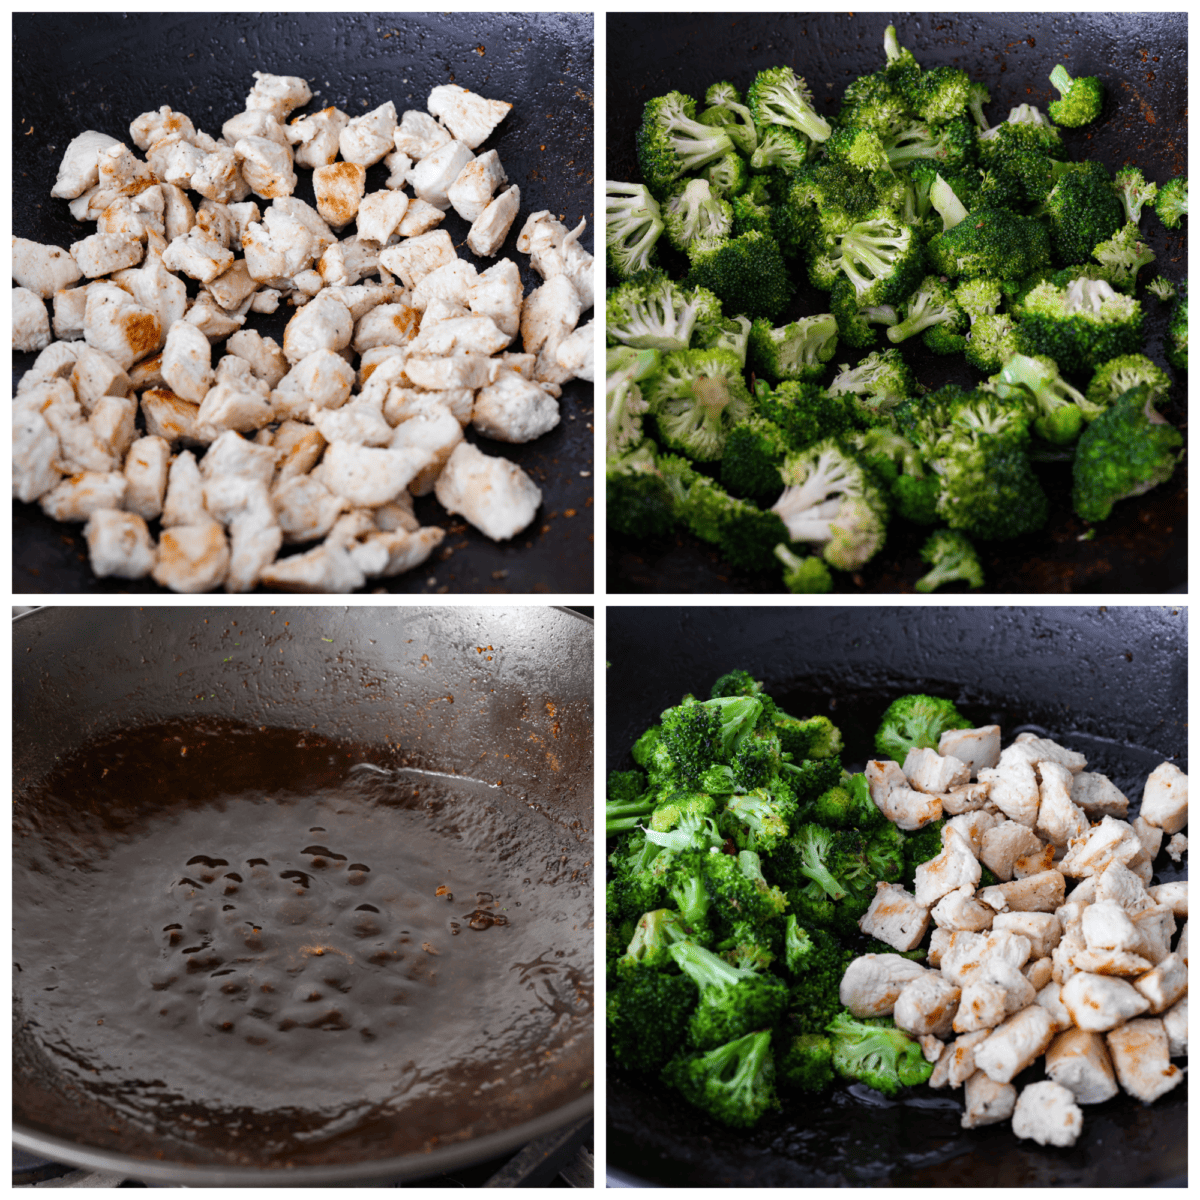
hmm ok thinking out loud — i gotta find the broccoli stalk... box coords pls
[988,352,1103,443]
[748,65,832,143]
[887,275,968,349]
[915,529,984,592]
[605,181,665,278]
[701,81,758,156]
[1112,165,1159,225]
[617,908,693,973]
[774,544,834,594]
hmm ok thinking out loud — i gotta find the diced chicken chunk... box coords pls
[978,745,1040,827]
[942,781,994,815]
[378,230,457,289]
[979,870,1066,915]
[938,726,1001,777]
[388,404,463,495]
[1105,1017,1185,1103]
[245,71,311,122]
[161,320,214,403]
[283,293,353,364]
[961,1071,1016,1129]
[838,953,930,1018]
[1140,762,1188,834]
[339,101,398,167]
[992,912,1062,959]
[904,747,971,795]
[1147,881,1187,918]
[161,227,233,283]
[356,189,410,244]
[1011,732,1087,773]
[427,84,512,149]
[447,150,507,223]
[1059,816,1147,879]
[1164,832,1187,862]
[409,140,476,211]
[316,441,433,507]
[51,130,122,199]
[82,508,156,578]
[40,470,127,521]
[13,288,51,352]
[858,882,932,951]
[287,106,350,169]
[1012,1080,1083,1147]
[258,539,365,593]
[915,827,981,908]
[433,441,541,541]
[1161,995,1187,1058]
[1132,951,1187,1014]
[894,973,961,1038]
[1082,899,1143,953]
[973,1004,1056,1084]
[12,237,83,298]
[1060,972,1151,1031]
[394,110,452,160]
[931,885,995,933]
[467,184,522,257]
[940,929,1033,988]
[472,370,560,443]
[1036,761,1089,848]
[234,136,297,199]
[867,762,942,831]
[1044,1028,1119,1104]
[313,161,367,228]
[1071,771,1130,819]
[123,435,170,519]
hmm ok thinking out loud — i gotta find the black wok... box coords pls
[606,12,1187,594]
[13,11,594,594]
[13,605,593,1185]
[607,605,1186,1186]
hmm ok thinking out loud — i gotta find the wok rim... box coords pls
[11,603,594,1184]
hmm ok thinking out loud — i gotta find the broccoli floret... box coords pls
[770,440,888,571]
[749,314,840,383]
[903,65,971,123]
[703,151,751,199]
[875,694,969,762]
[649,789,720,834]
[709,669,766,700]
[823,212,926,308]
[1047,64,1104,128]
[1016,277,1144,374]
[886,274,968,351]
[850,427,939,524]
[977,103,1065,158]
[636,91,737,196]
[657,694,764,786]
[927,202,1051,280]
[730,186,774,239]
[1156,176,1187,230]
[702,847,790,933]
[963,312,1021,373]
[749,125,811,172]
[987,352,1102,443]
[775,544,834,594]
[780,757,844,810]
[679,473,789,570]
[1044,161,1124,266]
[1091,222,1156,290]
[826,1010,935,1096]
[700,81,758,156]
[866,820,907,885]
[1166,284,1187,369]
[718,787,798,853]
[606,272,700,351]
[662,177,734,255]
[605,346,660,455]
[1072,385,1184,522]
[790,159,884,237]
[606,767,651,832]
[776,714,843,763]
[608,829,667,924]
[616,908,693,974]
[643,347,754,462]
[605,180,665,278]
[776,1032,835,1092]
[606,443,678,540]
[810,772,884,831]
[882,117,977,170]
[663,1029,778,1127]
[915,529,984,592]
[686,230,795,321]
[825,124,891,172]
[608,963,699,1074]
[1146,277,1177,302]
[670,940,790,1051]
[777,823,869,902]
[828,348,915,411]
[784,917,853,1038]
[720,416,790,503]
[756,380,859,450]
[748,65,832,144]
[1112,165,1159,225]
[829,275,900,349]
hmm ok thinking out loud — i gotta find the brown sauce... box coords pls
[13,718,590,1163]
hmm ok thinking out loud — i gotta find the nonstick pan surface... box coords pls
[606,12,1187,595]
[13,606,594,1185]
[607,605,1187,1186]
[13,12,595,595]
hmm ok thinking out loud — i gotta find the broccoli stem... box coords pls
[929,174,969,230]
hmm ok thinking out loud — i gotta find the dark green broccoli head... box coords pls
[608,829,667,923]
[710,670,766,699]
[826,1010,935,1096]
[1016,277,1144,375]
[1044,161,1124,266]
[606,767,655,834]
[1166,283,1187,369]
[866,820,907,885]
[615,908,693,974]
[703,847,789,931]
[649,788,720,833]
[662,1029,779,1127]
[718,786,799,854]
[1048,64,1104,128]
[685,230,796,321]
[608,963,699,1074]
[781,755,845,806]
[756,380,859,451]
[776,1032,835,1092]
[927,207,1052,280]
[875,694,969,763]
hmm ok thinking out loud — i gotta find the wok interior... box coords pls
[13,607,593,1172]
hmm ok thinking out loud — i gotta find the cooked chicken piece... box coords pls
[339,101,398,167]
[945,810,1005,857]
[190,145,244,205]
[393,110,453,161]
[184,292,249,345]
[927,928,960,969]
[122,435,170,519]
[447,150,507,223]
[940,929,1033,988]
[838,953,930,1018]
[1129,904,1176,965]
[1035,979,1073,1029]
[866,758,907,805]
[250,288,282,313]
[1035,761,1089,848]
[373,493,419,533]
[1147,881,1187,918]
[409,140,476,211]
[274,348,356,418]
[316,440,434,507]
[940,781,994,815]
[225,329,288,388]
[1161,995,1187,1057]
[51,130,122,198]
[978,745,1040,827]
[161,320,214,403]
[40,470,128,522]
[16,342,79,395]
[515,211,595,306]
[1060,972,1150,1031]
[954,964,1032,1034]
[881,786,943,831]
[1023,956,1054,991]
[223,109,290,152]
[992,912,1063,959]
[1013,843,1057,879]
[282,292,353,364]
[1071,947,1154,975]
[234,136,297,199]
[80,507,156,578]
[973,1004,1056,1084]
[918,1034,945,1064]
[111,241,187,347]
[411,314,511,359]
[1140,762,1188,834]
[241,212,316,283]
[202,476,281,594]
[1105,1017,1184,1103]
[1012,1080,1083,1147]
[1069,771,1129,820]
[98,186,167,242]
[915,827,981,909]
[13,237,84,298]
[196,361,273,439]
[1059,816,1149,879]
[1177,920,1189,964]
[384,386,474,428]
[858,882,932,951]
[466,184,522,258]
[160,227,233,284]
[151,138,207,191]
[932,885,996,933]
[467,257,523,339]
[69,231,144,279]
[311,390,392,447]
[434,440,541,541]
[1130,814,1165,862]
[383,148,412,190]
[199,428,278,488]
[357,344,408,388]
[467,371,558,444]
[12,389,66,501]
[269,420,325,483]
[388,403,463,494]
[1051,924,1086,987]
[904,747,971,796]
[411,259,478,313]
[521,274,582,359]
[979,869,1065,915]
[352,303,422,354]
[158,449,208,527]
[960,1071,1016,1128]
[140,388,201,446]
[151,521,230,590]
[395,197,446,238]
[927,1042,953,1088]
[946,1030,991,1088]
[53,284,91,341]
[356,189,411,244]
[1011,732,1087,774]
[1082,898,1143,953]
[272,474,348,544]
[270,196,337,257]
[406,356,499,391]
[259,538,366,593]
[286,106,350,169]
[1164,833,1187,862]
[421,297,472,327]
[82,283,161,370]
[245,71,312,122]
[13,288,52,352]
[428,84,512,149]
[70,344,132,409]
[1132,951,1187,1015]
[555,319,594,382]
[379,230,457,288]
[129,104,196,152]
[936,726,1001,778]
[894,973,960,1038]
[325,279,404,322]
[95,142,158,203]
[1043,1029,1118,1104]
[313,162,367,228]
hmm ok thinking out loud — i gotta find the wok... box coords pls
[13,605,594,1185]
[606,12,1188,594]
[12,11,594,595]
[607,605,1187,1186]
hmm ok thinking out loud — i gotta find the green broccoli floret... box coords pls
[866,820,906,885]
[825,124,890,172]
[748,314,840,383]
[790,159,884,238]
[606,767,651,832]
[643,347,754,462]
[607,272,701,352]
[1156,176,1187,230]
[927,193,1052,279]
[775,544,834,594]
[1112,165,1159,225]
[606,443,678,540]
[882,118,977,170]
[662,177,734,255]
[886,274,968,351]
[1044,160,1124,266]
[915,529,984,593]
[657,694,764,786]
[663,1029,778,1127]
[616,908,693,974]
[1166,284,1187,369]
[776,1032,834,1092]
[770,440,888,571]
[703,152,751,199]
[1072,385,1184,522]
[748,65,832,143]
[686,230,795,321]
[826,1010,935,1096]
[720,416,789,503]
[608,829,667,924]
[775,823,869,903]
[823,212,927,308]
[963,312,1021,373]
[1047,64,1104,128]
[988,353,1102,443]
[875,694,968,762]
[702,848,790,936]
[649,788,720,833]
[828,348,915,411]
[977,103,1064,158]
[709,670,766,699]
[605,346,660,456]
[718,787,798,853]
[755,380,859,450]
[605,180,665,278]
[1146,277,1177,302]
[700,81,758,156]
[829,275,900,349]
[1016,277,1144,374]
[608,963,699,1074]
[1085,353,1172,413]
[784,917,853,1042]
[730,186,774,239]
[1091,222,1156,290]
[749,125,812,172]
[670,940,789,1051]
[636,91,737,196]
[682,476,794,573]
[903,65,971,123]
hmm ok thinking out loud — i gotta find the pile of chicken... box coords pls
[846,728,1187,1146]
[13,71,595,592]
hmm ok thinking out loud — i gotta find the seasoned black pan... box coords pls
[13,606,593,1185]
[607,605,1187,1186]
[606,12,1187,594]
[13,11,594,594]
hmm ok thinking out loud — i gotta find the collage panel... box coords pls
[604,12,1186,595]
[605,604,1187,1186]
[13,605,594,1186]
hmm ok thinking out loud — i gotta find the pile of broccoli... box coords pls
[606,26,1187,592]
[607,670,970,1128]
